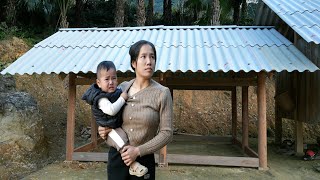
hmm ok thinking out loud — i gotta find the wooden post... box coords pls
[91,114,98,148]
[295,121,304,155]
[293,72,304,155]
[66,73,76,161]
[257,72,267,170]
[275,103,282,145]
[242,86,249,150]
[232,87,237,143]
[158,73,168,167]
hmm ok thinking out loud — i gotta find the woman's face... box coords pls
[132,44,156,79]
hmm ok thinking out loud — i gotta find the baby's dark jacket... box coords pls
[81,84,123,128]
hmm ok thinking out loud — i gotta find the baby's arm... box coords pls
[98,94,126,116]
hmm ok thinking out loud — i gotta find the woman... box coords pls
[98,40,173,180]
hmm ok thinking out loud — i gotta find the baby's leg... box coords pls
[129,161,148,177]
[106,128,128,151]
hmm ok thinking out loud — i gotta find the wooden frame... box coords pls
[65,72,268,169]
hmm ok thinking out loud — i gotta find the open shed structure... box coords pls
[1,26,318,170]
[256,0,320,155]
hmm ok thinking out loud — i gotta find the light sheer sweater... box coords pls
[119,79,173,157]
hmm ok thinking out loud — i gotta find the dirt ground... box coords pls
[23,136,320,180]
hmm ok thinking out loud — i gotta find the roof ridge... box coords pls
[58,26,275,32]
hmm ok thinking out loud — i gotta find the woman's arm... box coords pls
[138,87,173,156]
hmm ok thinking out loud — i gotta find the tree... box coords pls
[211,0,220,25]
[57,0,74,28]
[5,0,17,26]
[232,0,241,25]
[115,0,125,27]
[146,0,153,26]
[184,0,205,23]
[163,0,172,25]
[240,0,247,25]
[136,0,146,26]
[75,0,85,27]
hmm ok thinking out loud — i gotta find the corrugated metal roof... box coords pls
[262,0,320,44]
[1,26,318,75]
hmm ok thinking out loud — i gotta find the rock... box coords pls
[0,91,47,179]
[0,74,15,93]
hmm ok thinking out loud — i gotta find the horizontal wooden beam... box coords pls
[166,154,259,167]
[168,86,235,91]
[173,134,233,143]
[73,152,108,161]
[75,77,161,85]
[166,78,257,87]
[72,152,259,167]
[74,138,105,152]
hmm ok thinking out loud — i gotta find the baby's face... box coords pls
[96,68,118,93]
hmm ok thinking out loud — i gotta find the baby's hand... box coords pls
[121,92,128,100]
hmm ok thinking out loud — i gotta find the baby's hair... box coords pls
[96,61,116,78]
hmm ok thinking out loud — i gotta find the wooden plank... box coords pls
[74,142,97,152]
[66,73,76,161]
[75,77,95,85]
[166,154,259,167]
[72,152,259,167]
[242,86,249,149]
[172,134,232,143]
[168,86,234,91]
[257,72,268,169]
[73,152,108,162]
[75,77,137,85]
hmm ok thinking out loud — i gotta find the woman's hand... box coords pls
[120,145,140,166]
[98,126,111,139]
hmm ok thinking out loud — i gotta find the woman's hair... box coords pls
[129,40,157,71]
[96,61,116,78]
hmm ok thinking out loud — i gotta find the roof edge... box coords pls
[58,25,276,31]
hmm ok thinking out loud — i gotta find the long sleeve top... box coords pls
[98,96,125,116]
[119,79,173,157]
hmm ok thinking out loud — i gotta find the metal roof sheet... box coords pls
[262,0,320,44]
[1,26,318,75]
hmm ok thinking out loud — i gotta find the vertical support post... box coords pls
[158,73,168,167]
[274,103,282,145]
[66,73,76,161]
[293,72,304,155]
[232,87,237,143]
[258,72,268,170]
[159,146,168,167]
[295,121,304,155]
[242,86,249,150]
[91,114,97,147]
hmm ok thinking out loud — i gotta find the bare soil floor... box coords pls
[24,136,320,180]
